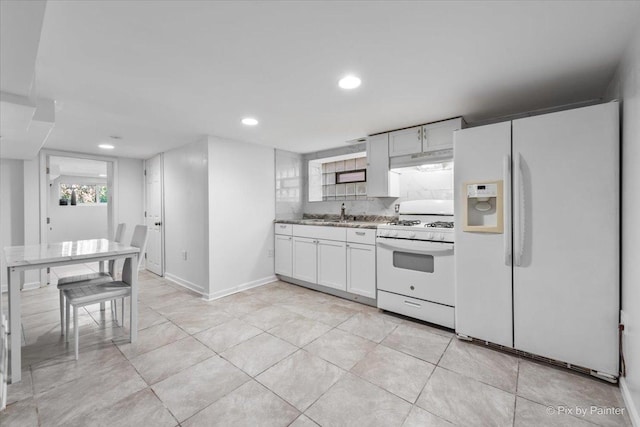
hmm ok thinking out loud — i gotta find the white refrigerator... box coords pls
[454,102,619,379]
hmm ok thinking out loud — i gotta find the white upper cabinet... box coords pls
[366,133,399,198]
[422,117,463,152]
[387,118,464,159]
[388,126,422,156]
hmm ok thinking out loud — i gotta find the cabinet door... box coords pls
[346,243,376,298]
[422,119,461,152]
[317,239,346,291]
[366,134,399,198]
[274,234,293,276]
[292,237,317,283]
[389,126,422,156]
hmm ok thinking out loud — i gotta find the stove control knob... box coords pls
[409,233,416,239]
[437,233,445,241]
[427,232,434,239]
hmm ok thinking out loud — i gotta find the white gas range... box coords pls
[376,200,455,328]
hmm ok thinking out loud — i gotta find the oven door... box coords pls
[376,237,454,306]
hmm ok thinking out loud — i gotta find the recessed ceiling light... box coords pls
[98,144,115,150]
[338,75,361,90]
[98,174,107,177]
[242,117,259,126]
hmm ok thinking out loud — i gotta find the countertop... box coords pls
[275,214,395,229]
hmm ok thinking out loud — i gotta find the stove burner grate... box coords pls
[425,221,454,229]
[388,219,421,226]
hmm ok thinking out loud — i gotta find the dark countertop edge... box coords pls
[273,219,383,229]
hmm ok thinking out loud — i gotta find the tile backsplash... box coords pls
[275,148,453,219]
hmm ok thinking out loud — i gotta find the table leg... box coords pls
[129,254,138,343]
[99,261,106,311]
[7,267,21,383]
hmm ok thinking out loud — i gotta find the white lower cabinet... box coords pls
[277,223,376,301]
[274,234,293,276]
[292,237,317,283]
[317,239,346,291]
[346,242,376,298]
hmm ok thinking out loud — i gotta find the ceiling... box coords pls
[2,1,639,159]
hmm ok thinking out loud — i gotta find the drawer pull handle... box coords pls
[355,231,366,236]
[404,300,421,308]
[279,225,287,228]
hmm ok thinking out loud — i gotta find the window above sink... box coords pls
[308,152,367,202]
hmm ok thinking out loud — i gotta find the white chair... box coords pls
[64,225,148,360]
[58,223,126,335]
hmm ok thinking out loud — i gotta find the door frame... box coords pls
[144,153,165,276]
[38,149,119,286]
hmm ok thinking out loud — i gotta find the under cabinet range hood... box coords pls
[389,148,453,168]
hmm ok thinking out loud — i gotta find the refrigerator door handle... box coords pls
[514,153,526,266]
[503,154,512,265]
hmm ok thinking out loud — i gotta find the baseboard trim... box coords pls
[164,273,206,295]
[621,377,640,427]
[202,275,278,301]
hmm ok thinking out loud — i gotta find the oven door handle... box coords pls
[376,240,454,254]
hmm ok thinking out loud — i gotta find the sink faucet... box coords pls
[340,203,346,221]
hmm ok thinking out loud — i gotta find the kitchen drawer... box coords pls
[274,223,293,236]
[346,228,376,245]
[292,225,346,242]
[377,290,454,329]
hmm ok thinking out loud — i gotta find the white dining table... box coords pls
[2,239,140,383]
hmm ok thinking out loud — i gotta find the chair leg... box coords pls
[65,298,70,343]
[121,298,125,328]
[59,290,64,336]
[113,299,118,325]
[74,306,79,360]
[100,302,105,311]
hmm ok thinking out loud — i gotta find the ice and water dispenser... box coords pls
[462,181,503,233]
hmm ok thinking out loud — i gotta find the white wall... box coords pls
[0,159,24,287]
[163,138,209,294]
[605,26,640,426]
[208,136,276,299]
[23,158,40,287]
[116,157,144,245]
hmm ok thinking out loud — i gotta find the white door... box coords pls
[292,237,317,283]
[453,122,513,347]
[512,103,619,376]
[388,126,422,156]
[317,239,346,291]
[346,243,376,298]
[145,154,163,276]
[274,234,293,276]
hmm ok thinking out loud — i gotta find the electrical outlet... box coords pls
[395,204,400,213]
[267,249,275,258]
[182,250,188,261]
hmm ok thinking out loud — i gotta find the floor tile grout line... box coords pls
[511,359,520,426]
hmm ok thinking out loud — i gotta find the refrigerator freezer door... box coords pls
[454,121,513,348]
[512,102,619,376]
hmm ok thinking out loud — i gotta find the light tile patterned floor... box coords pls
[0,270,632,426]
